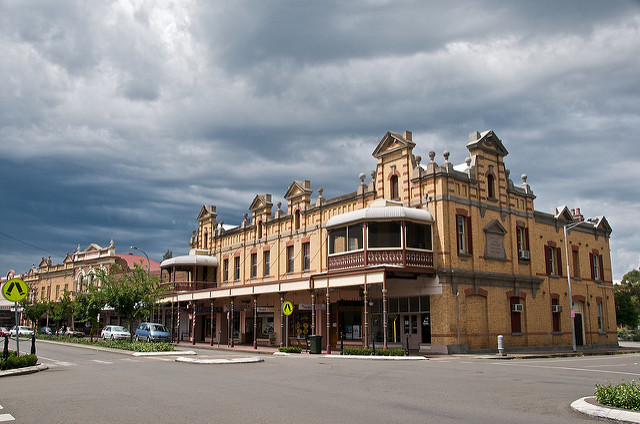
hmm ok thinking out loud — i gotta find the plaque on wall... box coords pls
[483,220,507,260]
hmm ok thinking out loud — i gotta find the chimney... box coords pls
[574,208,584,221]
[403,130,412,141]
[469,131,481,142]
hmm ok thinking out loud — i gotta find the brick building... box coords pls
[161,129,616,353]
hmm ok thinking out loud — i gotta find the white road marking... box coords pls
[91,360,113,364]
[37,356,75,367]
[492,362,640,377]
[0,413,15,422]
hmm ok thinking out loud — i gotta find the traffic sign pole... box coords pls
[14,301,19,356]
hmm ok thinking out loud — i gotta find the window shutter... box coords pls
[556,248,562,276]
[455,216,461,253]
[466,216,473,254]
[544,246,551,275]
[524,227,530,250]
[589,253,595,280]
[598,254,605,281]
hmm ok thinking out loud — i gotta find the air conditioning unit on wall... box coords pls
[519,250,530,260]
[511,303,524,313]
[551,305,563,313]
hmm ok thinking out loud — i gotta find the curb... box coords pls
[175,356,264,364]
[571,397,640,423]
[133,350,196,357]
[272,352,425,360]
[0,364,49,378]
[321,354,426,360]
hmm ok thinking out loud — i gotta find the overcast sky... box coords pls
[1,1,639,282]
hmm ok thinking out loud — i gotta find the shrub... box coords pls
[278,346,302,353]
[595,380,640,410]
[374,348,406,356]
[1,353,38,370]
[343,348,371,356]
[36,334,174,352]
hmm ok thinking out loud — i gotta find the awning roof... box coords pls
[326,200,434,229]
[161,255,219,270]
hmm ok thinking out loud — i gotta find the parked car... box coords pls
[10,326,35,337]
[135,322,170,342]
[62,327,85,337]
[101,325,131,341]
[39,326,53,335]
[0,327,10,337]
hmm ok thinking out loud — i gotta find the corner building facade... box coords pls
[162,130,616,353]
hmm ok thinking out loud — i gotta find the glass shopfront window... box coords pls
[371,296,430,343]
[257,313,274,338]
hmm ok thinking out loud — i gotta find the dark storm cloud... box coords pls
[1,1,639,280]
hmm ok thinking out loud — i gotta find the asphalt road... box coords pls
[2,338,638,423]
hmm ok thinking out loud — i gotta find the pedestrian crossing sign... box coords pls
[2,278,28,302]
[282,301,293,316]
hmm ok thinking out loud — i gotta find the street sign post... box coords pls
[2,278,29,355]
[282,301,293,347]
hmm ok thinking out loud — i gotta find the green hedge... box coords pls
[37,334,174,352]
[1,351,39,371]
[595,380,640,410]
[374,349,406,356]
[278,346,302,353]
[343,348,371,355]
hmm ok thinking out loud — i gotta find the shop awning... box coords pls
[160,255,219,271]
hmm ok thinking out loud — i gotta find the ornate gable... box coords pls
[250,194,273,215]
[554,206,574,222]
[467,130,509,157]
[284,180,312,202]
[372,131,416,159]
[197,205,217,222]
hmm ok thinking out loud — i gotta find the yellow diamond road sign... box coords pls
[282,301,293,316]
[2,278,28,302]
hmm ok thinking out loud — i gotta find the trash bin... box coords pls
[308,335,322,354]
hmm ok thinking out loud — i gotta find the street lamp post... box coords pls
[563,221,583,353]
[130,246,150,274]
[131,245,152,320]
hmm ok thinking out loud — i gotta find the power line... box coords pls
[0,230,62,257]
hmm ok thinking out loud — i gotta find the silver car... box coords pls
[101,325,131,341]
[10,325,35,337]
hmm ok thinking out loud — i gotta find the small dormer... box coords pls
[250,194,274,239]
[285,180,312,214]
[372,131,416,202]
[467,130,509,202]
[197,205,217,248]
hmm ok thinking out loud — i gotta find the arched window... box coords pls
[390,175,399,200]
[257,220,263,239]
[204,231,208,248]
[487,174,495,199]
[294,209,301,231]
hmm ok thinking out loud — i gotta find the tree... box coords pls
[96,263,168,341]
[614,288,639,328]
[50,290,74,329]
[21,299,50,330]
[74,284,106,342]
[622,269,640,285]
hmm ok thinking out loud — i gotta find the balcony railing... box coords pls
[162,281,218,294]
[328,249,433,271]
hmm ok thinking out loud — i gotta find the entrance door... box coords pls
[574,314,584,346]
[401,314,421,350]
[573,301,585,346]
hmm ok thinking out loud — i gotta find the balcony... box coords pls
[162,281,218,294]
[328,249,433,272]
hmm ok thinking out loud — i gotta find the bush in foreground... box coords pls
[36,334,174,352]
[595,380,640,410]
[1,351,39,371]
[278,346,302,353]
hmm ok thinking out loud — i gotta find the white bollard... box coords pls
[497,334,505,356]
